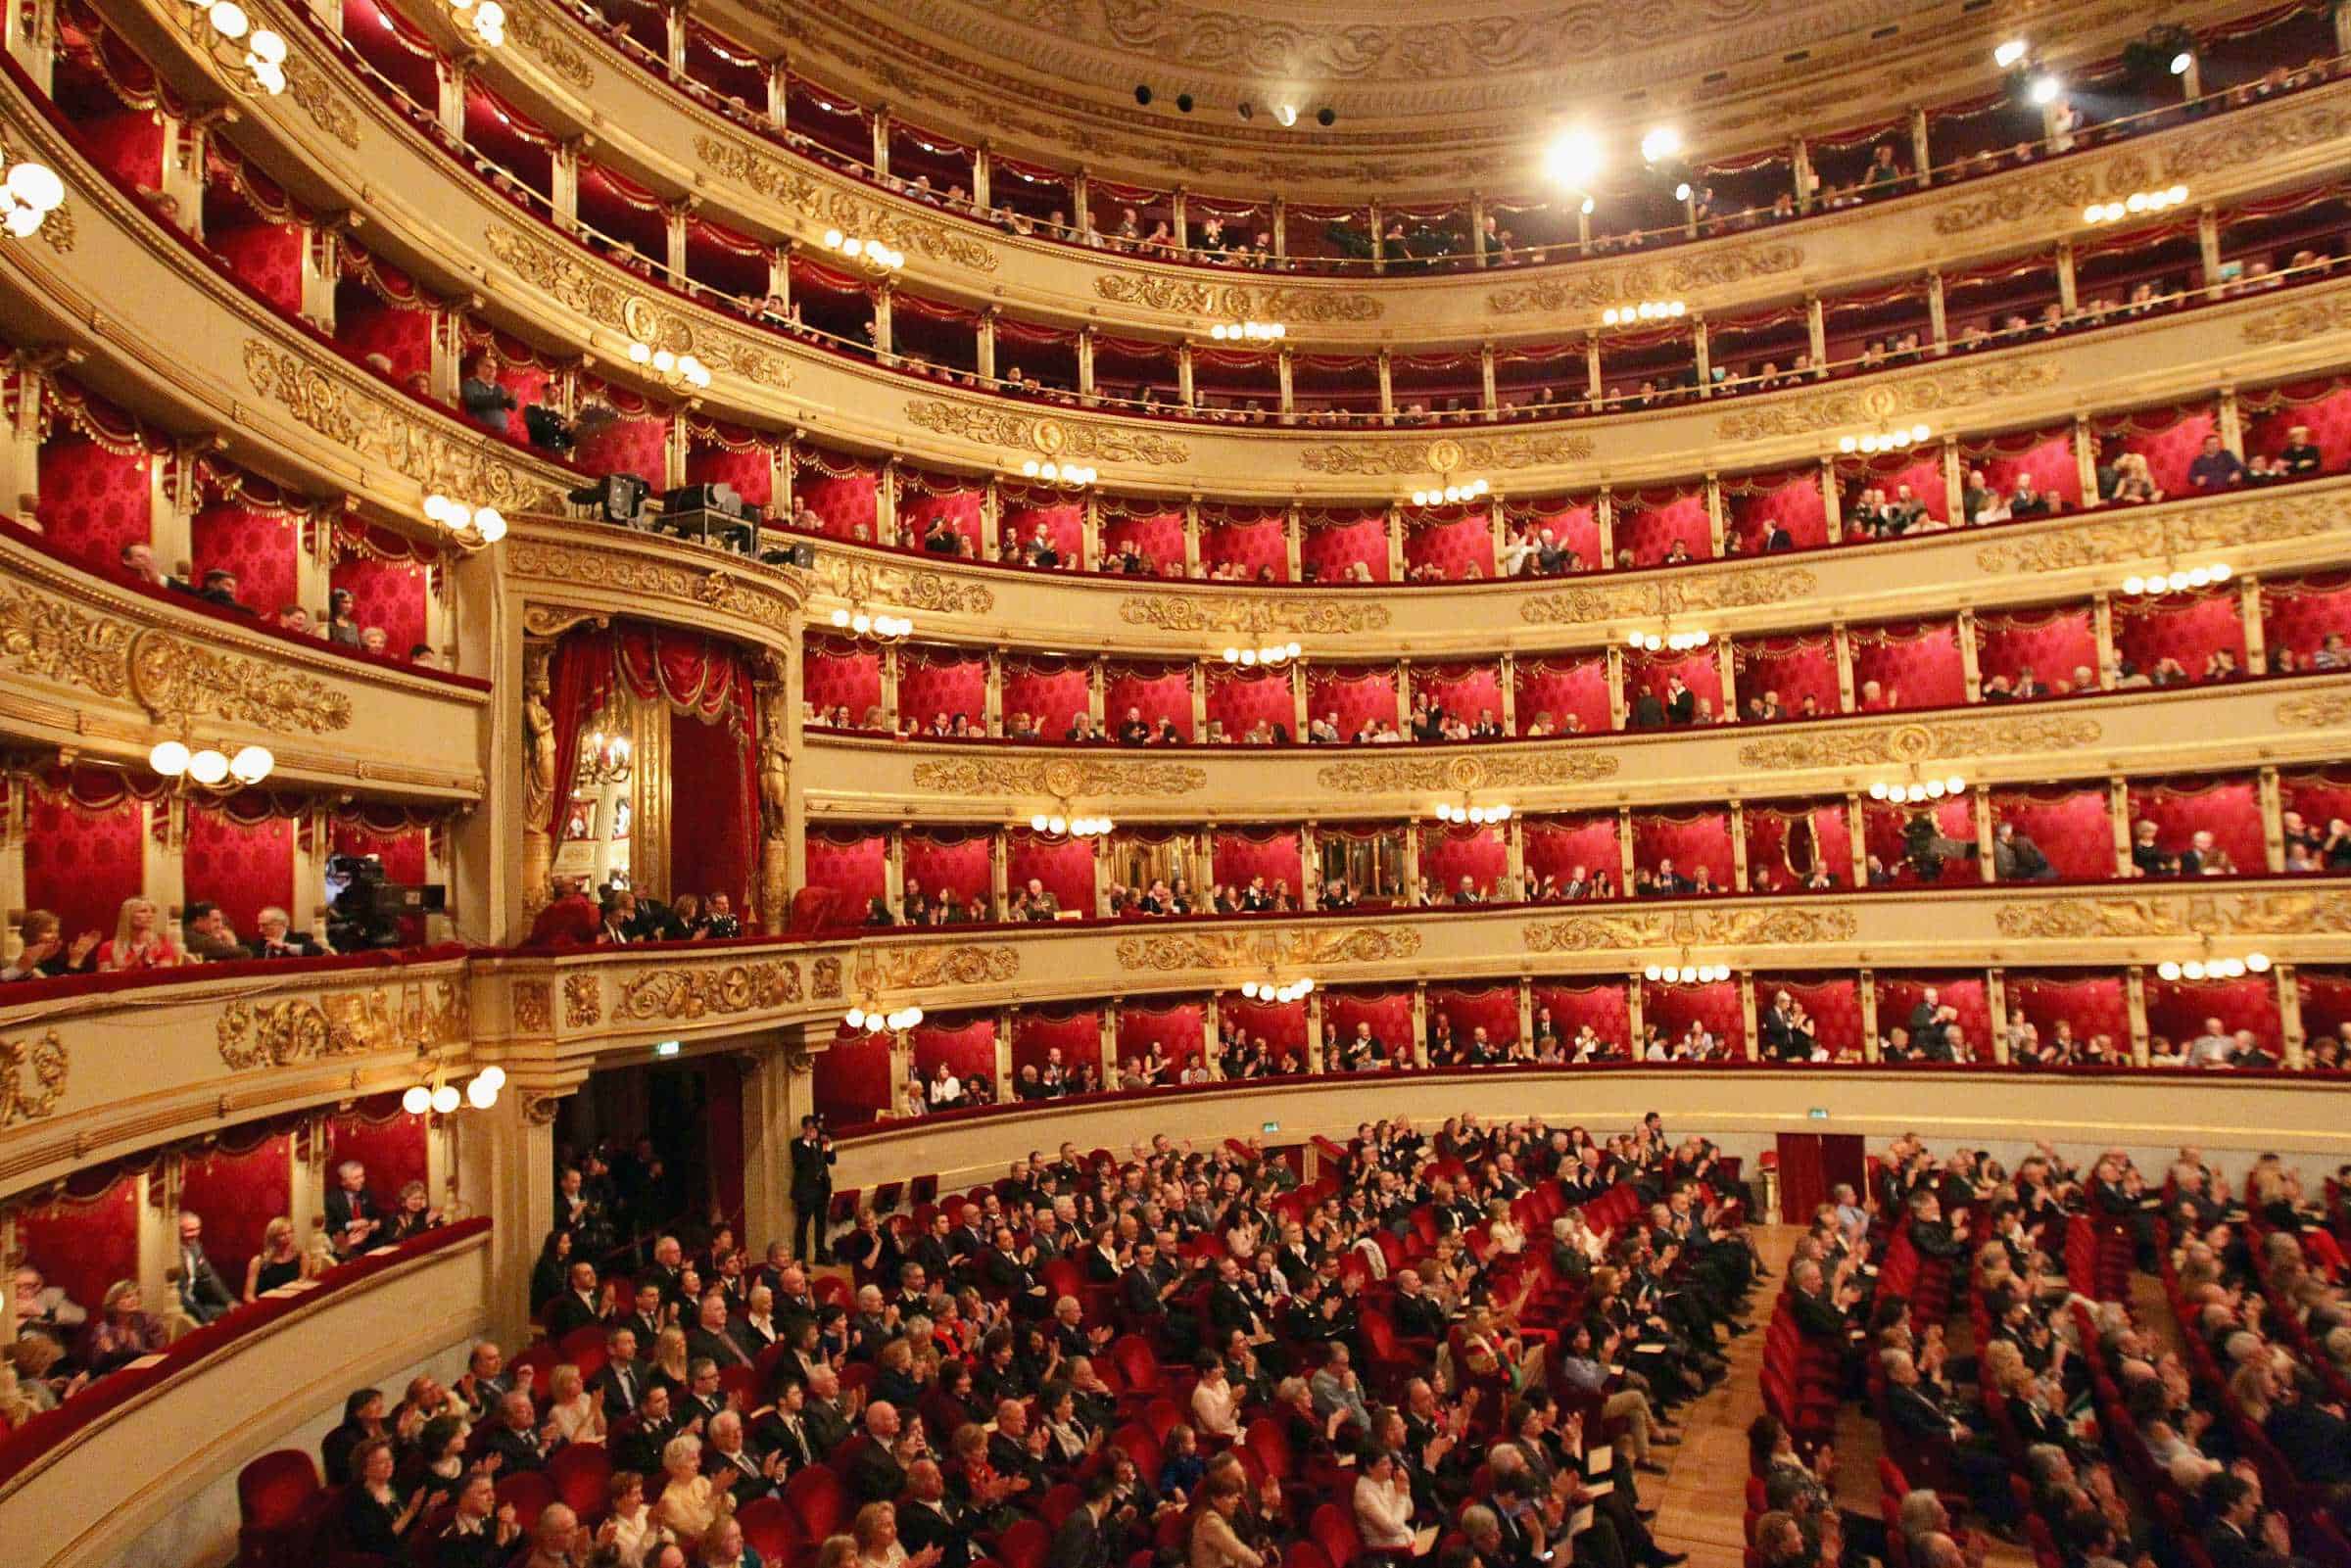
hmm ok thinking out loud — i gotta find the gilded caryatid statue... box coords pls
[756,670,795,932]
[520,643,558,920]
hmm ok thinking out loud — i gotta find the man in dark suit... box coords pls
[483,1390,555,1473]
[753,1379,821,1470]
[899,1459,975,1568]
[790,1116,836,1260]
[613,1383,680,1475]
[1906,1192,1968,1260]
[324,1160,384,1257]
[1121,1236,1193,1354]
[687,1293,756,1369]
[906,1212,956,1282]
[548,1261,605,1340]
[612,1279,669,1348]
[800,1366,855,1458]
[172,1212,237,1325]
[842,1401,912,1502]
[701,1411,785,1509]
[1047,1471,1118,1568]
[593,1327,645,1422]
[984,1228,1052,1318]
[2199,1474,2289,1568]
[1391,1268,1448,1341]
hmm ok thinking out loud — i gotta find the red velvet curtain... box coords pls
[23,770,146,941]
[1513,656,1610,736]
[1849,619,1966,710]
[1305,666,1398,737]
[15,1172,140,1322]
[183,806,294,935]
[177,1130,293,1292]
[326,1094,431,1202]
[1104,662,1192,738]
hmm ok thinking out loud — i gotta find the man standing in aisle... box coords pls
[791,1114,836,1260]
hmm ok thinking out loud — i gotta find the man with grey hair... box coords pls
[1895,1490,1948,1559]
[703,1408,785,1507]
[324,1159,382,1255]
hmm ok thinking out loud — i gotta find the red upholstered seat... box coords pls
[547,1443,612,1524]
[736,1498,803,1564]
[786,1463,851,1539]
[237,1449,322,1568]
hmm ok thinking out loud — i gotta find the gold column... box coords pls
[1596,488,1615,568]
[1973,788,1996,883]
[1704,474,1726,558]
[1910,107,1932,189]
[2092,592,2118,687]
[1739,974,1759,1062]
[1606,645,1628,729]
[2073,415,2101,505]
[1377,349,1394,426]
[1585,334,1604,408]
[2109,777,2134,877]
[1306,990,1324,1072]
[1276,345,1293,423]
[1387,502,1406,582]
[1410,983,1427,1067]
[1957,607,1982,702]
[1480,342,1499,415]
[1626,976,1647,1057]
[2055,240,2078,313]
[1986,969,2009,1064]
[1730,802,1750,891]
[1846,793,1869,887]
[1859,970,1881,1063]
[2197,206,2222,288]
[755,650,799,933]
[1171,187,1188,249]
[1616,806,1637,888]
[1693,316,1711,398]
[631,696,671,900]
[2259,765,2285,874]
[2125,967,2151,1066]
[1833,625,1856,711]
[1941,441,1963,527]
[1500,652,1518,733]
[1927,271,1947,355]
[1505,817,1526,900]
[2240,574,2268,672]
[2277,966,2305,1070]
[1821,457,1844,544]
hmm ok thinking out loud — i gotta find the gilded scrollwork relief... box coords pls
[1735,715,2101,771]
[562,973,602,1028]
[505,541,799,634]
[1993,889,2351,940]
[910,756,1207,795]
[1116,594,1391,635]
[1517,568,1817,624]
[694,136,999,271]
[902,402,1191,465]
[858,944,1022,990]
[2276,693,2351,729]
[1486,245,1802,314]
[512,981,553,1033]
[1113,925,1421,973]
[1523,908,1858,951]
[1313,752,1619,792]
[0,1030,68,1128]
[486,227,793,384]
[1975,489,2351,572]
[1092,275,1381,322]
[812,555,995,616]
[504,4,597,91]
[1713,360,2061,441]
[216,980,471,1069]
[1298,432,1596,474]
[614,960,805,1022]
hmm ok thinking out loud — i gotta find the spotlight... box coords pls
[1994,38,2029,69]
[2028,73,2061,106]
[1673,182,1692,203]
[1176,93,1193,114]
[1544,128,1605,190]
[2170,51,2192,76]
[1135,84,1152,105]
[1316,107,1335,126]
[1640,126,1683,164]
[1273,103,1298,127]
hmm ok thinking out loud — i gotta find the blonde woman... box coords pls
[96,897,180,972]
[1486,1199,1526,1257]
[852,1500,940,1568]
[546,1362,605,1445]
[648,1324,694,1399]
[245,1217,308,1301]
[651,1433,722,1541]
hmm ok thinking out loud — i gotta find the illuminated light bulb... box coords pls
[2084,204,2104,223]
[6,163,63,212]
[1493,804,1511,821]
[2123,576,2145,595]
[1925,779,1946,798]
[2167,572,2189,593]
[1859,435,1880,453]
[1674,182,1692,203]
[229,745,273,784]
[2029,73,2061,106]
[841,237,863,258]
[1670,302,1687,316]
[850,612,871,634]
[477,1066,506,1092]
[188,748,230,785]
[2186,567,2212,588]
[474,2,504,27]
[1238,648,1257,666]
[209,0,249,35]
[1637,302,1655,319]
[1994,38,2028,69]
[1641,126,1683,163]
[2157,961,2181,980]
[2182,960,2206,980]
[845,1007,868,1030]
[2167,185,2186,204]
[1644,965,1662,982]
[1911,424,1931,442]
[150,738,192,777]
[431,1083,460,1115]
[1839,436,1857,453]
[1047,816,1067,835]
[3,205,40,237]
[1602,309,1619,326]
[1945,776,1965,794]
[651,349,676,373]
[2246,952,2271,973]
[466,1075,499,1109]
[474,508,506,543]
[1286,642,1302,659]
[1212,324,1229,340]
[1868,781,1889,799]
[1580,197,1595,215]
[629,341,652,364]
[403,1084,432,1115]
[2210,562,2231,582]
[1242,980,1261,999]
[2126,193,2148,214]
[1298,977,1314,994]
[1039,461,1060,480]
[1544,127,1605,190]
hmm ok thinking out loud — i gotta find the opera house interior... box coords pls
[6,0,2351,1563]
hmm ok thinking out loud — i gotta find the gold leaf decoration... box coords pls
[504,4,596,91]
[813,554,995,616]
[486,227,792,385]
[1117,595,1391,635]
[1992,889,2351,940]
[694,136,998,272]
[34,200,73,255]
[281,56,363,150]
[1113,925,1421,973]
[2276,693,2351,729]
[1523,907,1859,951]
[1487,244,1802,313]
[812,956,844,999]
[1713,359,2061,442]
[910,756,1207,796]
[1298,432,1596,474]
[512,981,552,1033]
[1314,752,1620,792]
[1736,714,2102,771]
[1973,518,2168,574]
[614,960,805,1021]
[563,973,602,1028]
[1518,568,1817,624]
[1092,275,1382,322]
[0,1030,68,1127]
[865,944,1022,989]
[2239,292,2351,349]
[126,628,352,732]
[1976,490,2351,572]
[903,401,1191,464]
[0,583,136,698]
[244,342,557,513]
[505,541,798,633]
[216,981,470,1069]
[1929,169,2105,236]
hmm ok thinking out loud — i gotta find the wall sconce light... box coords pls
[0,162,66,238]
[843,1001,925,1032]
[179,0,288,96]
[1601,301,1685,326]
[150,738,273,791]
[829,605,911,641]
[1017,458,1096,487]
[1431,799,1512,825]
[1411,477,1489,506]
[1644,962,1732,983]
[449,0,505,46]
[423,493,506,547]
[1208,322,1285,342]
[1625,628,1709,653]
[2085,186,2187,223]
[628,340,711,391]
[404,1065,505,1115]
[1221,641,1299,666]
[1839,423,1932,454]
[2123,561,2229,594]
[1027,809,1113,838]
[821,229,904,270]
[1239,975,1314,1002]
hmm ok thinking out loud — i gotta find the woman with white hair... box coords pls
[650,1432,720,1541]
[96,896,179,972]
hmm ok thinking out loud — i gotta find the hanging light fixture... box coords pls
[423,492,507,548]
[0,161,66,239]
[403,1064,504,1116]
[178,0,289,95]
[1239,975,1315,1003]
[150,736,273,793]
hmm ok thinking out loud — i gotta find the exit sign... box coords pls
[1807,1108,1829,1119]
[1262,1120,1280,1134]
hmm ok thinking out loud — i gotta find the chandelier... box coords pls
[577,718,633,785]
[423,493,506,548]
[176,0,288,96]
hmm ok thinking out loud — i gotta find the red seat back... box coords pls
[238,1449,321,1530]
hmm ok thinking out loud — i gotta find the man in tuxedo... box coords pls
[2199,1474,2291,1568]
[753,1378,821,1470]
[641,1236,688,1308]
[549,1262,605,1340]
[1883,1349,2013,1525]
[985,1227,1053,1318]
[1121,1236,1194,1354]
[1760,993,1815,1063]
[842,1400,912,1502]
[454,1341,519,1422]
[594,1327,644,1422]
[789,1117,836,1260]
[613,1280,669,1347]
[1391,1268,1448,1341]
[1047,1471,1119,1568]
[679,1357,728,1432]
[899,1459,975,1568]
[1906,1192,1969,1260]
[324,1160,384,1257]
[1787,1259,1858,1343]
[173,1212,236,1325]
[906,1212,955,1283]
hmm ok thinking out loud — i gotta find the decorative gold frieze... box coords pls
[1735,714,2102,771]
[244,342,555,512]
[859,944,1022,989]
[813,555,995,616]
[506,541,798,634]
[1298,432,1596,475]
[1092,275,1382,322]
[216,981,470,1069]
[0,1030,67,1128]
[1976,490,2351,572]
[903,402,1190,465]
[910,757,1207,795]
[562,973,601,1028]
[1993,888,2351,940]
[2239,292,2351,349]
[1314,752,1620,792]
[1486,245,1803,314]
[1713,360,2061,442]
[512,981,552,1033]
[486,227,792,385]
[0,583,351,732]
[1518,568,1817,624]
[1117,595,1391,635]
[504,4,596,91]
[1523,907,1859,952]
[2276,693,2351,729]
[694,136,998,272]
[614,959,804,1022]
[281,56,363,150]
[812,956,843,999]
[1113,925,1421,973]
[2157,99,2351,182]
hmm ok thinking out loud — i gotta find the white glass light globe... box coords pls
[2246,952,2271,973]
[3,205,39,237]
[229,745,274,784]
[823,228,843,249]
[1241,980,1261,999]
[247,27,286,63]
[2157,961,2181,980]
[7,163,63,212]
[466,1075,500,1109]
[209,1,248,38]
[150,739,192,776]
[188,748,231,785]
[475,1,504,26]
[2182,960,2206,980]
[477,1066,506,1091]
[431,1083,461,1115]
[1047,816,1067,834]
[475,508,506,543]
[845,1007,867,1029]
[629,341,652,363]
[403,1084,433,1115]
